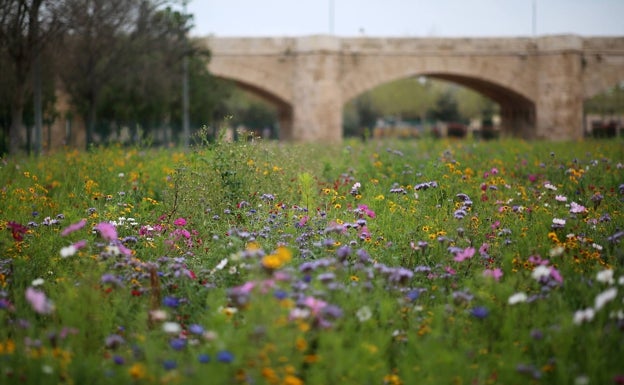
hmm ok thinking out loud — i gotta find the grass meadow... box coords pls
[1,134,623,385]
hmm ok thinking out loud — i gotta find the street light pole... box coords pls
[329,0,334,34]
[182,1,190,148]
[532,0,537,36]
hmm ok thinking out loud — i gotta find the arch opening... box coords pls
[583,80,624,138]
[213,77,293,140]
[343,73,535,140]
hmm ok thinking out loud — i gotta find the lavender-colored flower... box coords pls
[105,334,125,349]
[188,324,204,335]
[336,245,352,260]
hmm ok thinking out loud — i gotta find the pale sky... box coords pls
[187,0,624,38]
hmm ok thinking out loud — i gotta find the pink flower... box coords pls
[303,296,327,316]
[550,267,563,283]
[483,268,503,281]
[25,287,54,314]
[358,204,376,218]
[173,218,187,226]
[73,239,88,250]
[454,247,476,262]
[569,202,587,214]
[61,219,87,236]
[94,222,117,241]
[478,243,490,256]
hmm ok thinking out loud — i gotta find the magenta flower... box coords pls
[94,222,118,241]
[73,239,88,250]
[61,219,87,236]
[358,204,376,218]
[454,247,475,262]
[25,287,54,314]
[173,217,187,226]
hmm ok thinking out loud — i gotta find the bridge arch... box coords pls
[341,66,536,137]
[208,56,296,139]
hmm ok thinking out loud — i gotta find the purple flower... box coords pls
[188,324,204,335]
[113,355,125,365]
[470,306,489,319]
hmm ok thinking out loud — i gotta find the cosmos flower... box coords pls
[61,219,87,236]
[94,222,118,241]
[25,287,54,314]
[453,247,475,262]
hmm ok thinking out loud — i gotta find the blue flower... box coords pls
[188,324,204,335]
[470,306,489,319]
[198,353,211,364]
[169,338,186,351]
[162,359,177,371]
[217,350,234,363]
[163,296,179,308]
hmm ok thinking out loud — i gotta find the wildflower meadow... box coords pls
[1,135,623,385]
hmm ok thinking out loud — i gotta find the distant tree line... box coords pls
[0,0,234,155]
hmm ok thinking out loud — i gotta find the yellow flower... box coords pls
[295,337,307,352]
[129,363,146,379]
[262,247,292,270]
[282,375,304,385]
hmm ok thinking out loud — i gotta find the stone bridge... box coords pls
[200,35,624,142]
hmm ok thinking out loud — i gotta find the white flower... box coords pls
[592,243,603,251]
[552,218,566,227]
[162,322,181,334]
[555,195,567,202]
[118,173,125,178]
[31,278,45,286]
[619,276,624,286]
[573,308,595,325]
[215,258,228,270]
[596,269,614,284]
[549,246,565,257]
[531,265,551,281]
[149,309,168,322]
[356,305,372,322]
[594,287,617,310]
[574,375,590,385]
[544,183,557,191]
[59,245,77,258]
[508,292,528,305]
[289,307,310,320]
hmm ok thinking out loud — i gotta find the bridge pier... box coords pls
[290,36,343,143]
[534,37,585,140]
